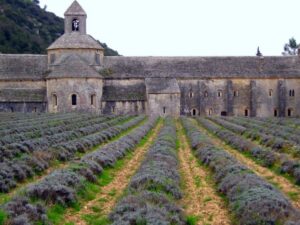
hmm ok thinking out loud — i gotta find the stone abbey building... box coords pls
[0,1,299,117]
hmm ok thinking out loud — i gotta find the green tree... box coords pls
[282,37,299,55]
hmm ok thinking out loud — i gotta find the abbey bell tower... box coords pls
[64,0,87,34]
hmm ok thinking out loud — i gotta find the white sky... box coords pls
[39,0,300,56]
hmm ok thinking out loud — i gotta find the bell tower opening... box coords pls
[72,18,80,31]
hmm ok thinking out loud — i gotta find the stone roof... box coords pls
[145,78,180,94]
[47,54,102,79]
[0,89,46,102]
[103,56,300,79]
[64,0,86,16]
[47,33,103,50]
[0,54,47,81]
[102,83,146,101]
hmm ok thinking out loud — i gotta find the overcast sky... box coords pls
[39,0,300,56]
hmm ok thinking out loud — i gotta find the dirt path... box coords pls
[177,121,231,225]
[63,121,163,225]
[196,120,300,210]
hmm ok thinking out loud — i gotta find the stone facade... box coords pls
[0,1,299,117]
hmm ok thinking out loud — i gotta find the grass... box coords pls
[186,215,199,225]
[0,209,7,225]
[47,204,67,225]
[82,214,110,225]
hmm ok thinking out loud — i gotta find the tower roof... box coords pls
[47,32,103,50]
[64,0,86,16]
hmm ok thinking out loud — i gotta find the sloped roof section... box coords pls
[102,83,146,101]
[64,0,86,16]
[0,89,46,102]
[0,54,48,81]
[47,54,102,79]
[103,56,300,79]
[145,78,180,94]
[48,33,103,50]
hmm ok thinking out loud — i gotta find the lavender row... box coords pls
[210,117,300,156]
[110,117,185,225]
[0,116,141,193]
[1,116,156,225]
[224,117,300,145]
[181,117,300,225]
[0,115,114,147]
[0,116,128,161]
[198,118,300,184]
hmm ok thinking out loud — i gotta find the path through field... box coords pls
[177,121,231,225]
[197,121,300,210]
[63,120,163,225]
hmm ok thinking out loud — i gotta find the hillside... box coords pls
[0,0,119,55]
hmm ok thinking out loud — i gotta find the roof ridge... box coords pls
[64,0,86,16]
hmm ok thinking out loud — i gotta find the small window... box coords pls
[91,94,96,106]
[192,109,197,116]
[234,91,239,97]
[52,94,58,106]
[218,90,223,97]
[245,109,249,117]
[72,18,80,31]
[208,108,213,116]
[95,54,100,65]
[33,107,37,113]
[163,107,166,114]
[274,109,278,117]
[288,108,293,117]
[221,111,227,116]
[50,54,56,64]
[289,89,295,97]
[189,91,194,98]
[72,94,77,106]
[10,107,14,113]
[204,91,208,97]
[269,89,273,97]
[111,106,115,113]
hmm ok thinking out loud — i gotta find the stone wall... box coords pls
[101,101,146,115]
[0,102,46,113]
[147,93,180,117]
[47,78,103,113]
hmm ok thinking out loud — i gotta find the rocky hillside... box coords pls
[0,0,119,55]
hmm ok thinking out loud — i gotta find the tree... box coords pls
[282,37,299,55]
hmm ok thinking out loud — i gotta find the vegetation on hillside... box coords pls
[282,37,299,56]
[0,0,119,55]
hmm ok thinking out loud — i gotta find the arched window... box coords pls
[234,91,239,97]
[91,94,96,106]
[274,109,278,117]
[208,108,213,116]
[72,94,77,106]
[288,108,293,117]
[72,19,80,31]
[163,107,166,114]
[218,90,223,97]
[204,91,208,97]
[245,109,249,117]
[289,89,295,97]
[189,91,194,98]
[269,89,273,97]
[52,94,58,106]
[192,109,197,116]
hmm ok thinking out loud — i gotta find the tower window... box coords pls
[72,94,77,106]
[91,94,96,106]
[95,54,100,65]
[289,89,295,97]
[52,94,58,106]
[234,90,239,97]
[269,89,273,97]
[189,91,194,98]
[72,19,80,31]
[50,54,56,64]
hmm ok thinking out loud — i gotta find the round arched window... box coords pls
[72,19,80,31]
